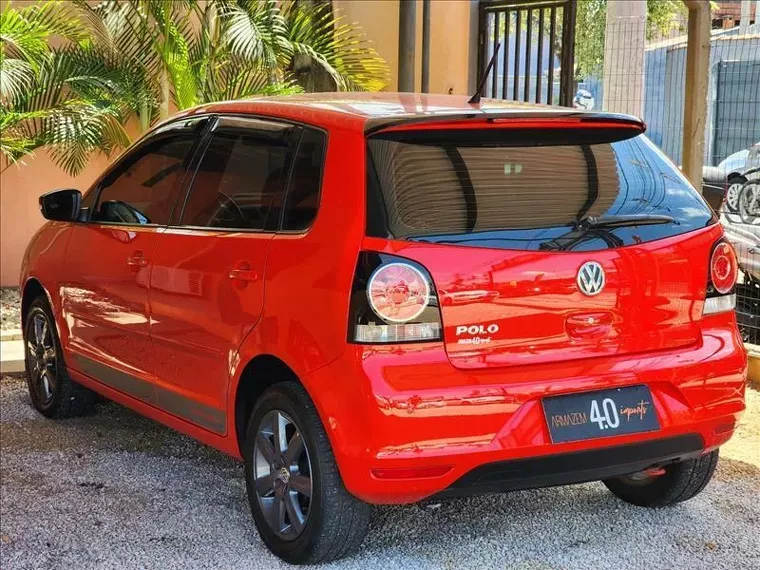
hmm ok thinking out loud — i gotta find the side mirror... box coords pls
[39,189,82,222]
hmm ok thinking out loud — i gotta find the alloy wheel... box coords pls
[253,410,313,540]
[26,312,57,405]
[726,181,743,211]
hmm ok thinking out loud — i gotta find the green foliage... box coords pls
[646,0,688,41]
[574,0,688,80]
[1,0,389,175]
[574,0,607,80]
[0,2,129,175]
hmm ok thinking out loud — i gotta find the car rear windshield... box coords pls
[365,127,715,251]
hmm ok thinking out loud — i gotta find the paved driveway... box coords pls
[1,374,758,570]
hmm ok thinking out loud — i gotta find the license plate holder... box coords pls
[542,385,660,444]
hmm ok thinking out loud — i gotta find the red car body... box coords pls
[21,93,747,508]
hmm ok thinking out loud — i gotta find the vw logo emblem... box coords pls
[577,261,605,296]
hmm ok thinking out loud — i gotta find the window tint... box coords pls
[282,128,326,231]
[181,119,296,231]
[366,130,714,251]
[92,134,195,225]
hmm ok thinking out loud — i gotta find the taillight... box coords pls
[349,252,442,343]
[710,242,738,294]
[703,239,738,316]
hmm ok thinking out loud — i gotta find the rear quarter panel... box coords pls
[228,124,367,425]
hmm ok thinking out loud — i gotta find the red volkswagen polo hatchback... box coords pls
[21,93,747,564]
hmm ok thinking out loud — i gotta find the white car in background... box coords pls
[722,212,759,281]
[720,196,759,344]
[704,142,760,212]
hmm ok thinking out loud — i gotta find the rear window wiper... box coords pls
[575,214,678,230]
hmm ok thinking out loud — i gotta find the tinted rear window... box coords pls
[366,129,715,251]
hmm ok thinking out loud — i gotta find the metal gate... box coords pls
[477,0,576,106]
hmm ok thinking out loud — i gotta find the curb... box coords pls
[748,347,760,391]
[0,338,24,374]
[0,359,24,374]
[0,329,22,342]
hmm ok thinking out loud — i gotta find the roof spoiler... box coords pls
[365,112,646,137]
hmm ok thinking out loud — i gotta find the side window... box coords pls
[92,134,196,226]
[282,128,326,231]
[180,118,296,231]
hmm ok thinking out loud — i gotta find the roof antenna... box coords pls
[468,42,500,105]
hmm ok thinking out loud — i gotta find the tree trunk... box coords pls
[293,0,337,92]
[139,99,150,133]
[160,68,170,119]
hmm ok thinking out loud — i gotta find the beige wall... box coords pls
[0,0,476,287]
[1,152,109,286]
[334,0,476,95]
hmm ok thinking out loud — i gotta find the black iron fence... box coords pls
[478,0,576,106]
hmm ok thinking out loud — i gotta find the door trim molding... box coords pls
[72,354,227,435]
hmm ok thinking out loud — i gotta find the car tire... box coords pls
[603,450,719,507]
[725,176,746,213]
[243,381,372,564]
[24,296,96,418]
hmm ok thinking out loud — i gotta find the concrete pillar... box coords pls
[421,0,431,93]
[682,1,711,194]
[740,0,751,34]
[602,0,646,117]
[398,0,417,92]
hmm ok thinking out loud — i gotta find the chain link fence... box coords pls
[573,5,760,346]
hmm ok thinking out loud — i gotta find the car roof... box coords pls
[175,92,644,134]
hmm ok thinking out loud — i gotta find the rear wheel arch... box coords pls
[234,354,312,456]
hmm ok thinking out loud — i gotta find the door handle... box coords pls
[228,269,258,282]
[126,252,148,268]
[228,261,258,282]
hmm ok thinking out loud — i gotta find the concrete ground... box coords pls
[1,374,759,570]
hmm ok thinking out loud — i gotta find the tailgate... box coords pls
[365,120,717,369]
[379,227,717,370]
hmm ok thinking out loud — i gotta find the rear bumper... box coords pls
[434,434,703,499]
[305,317,747,504]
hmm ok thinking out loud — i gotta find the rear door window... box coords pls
[366,128,715,250]
[179,117,297,231]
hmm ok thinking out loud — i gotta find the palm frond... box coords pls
[0,56,34,102]
[282,2,389,92]
[43,102,124,175]
[1,1,88,63]
[148,0,199,110]
[1,0,390,174]
[217,0,287,78]
[0,7,50,65]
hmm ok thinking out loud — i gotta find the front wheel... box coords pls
[243,382,372,564]
[24,296,96,418]
[603,450,719,507]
